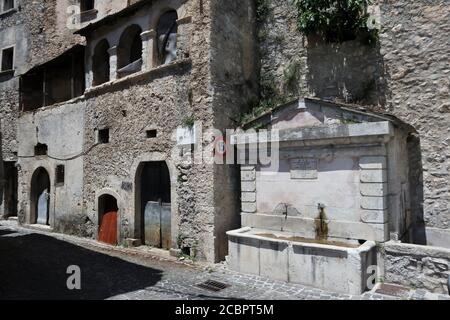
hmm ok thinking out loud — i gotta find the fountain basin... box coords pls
[226,227,377,294]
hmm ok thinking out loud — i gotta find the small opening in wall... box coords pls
[98,128,110,144]
[181,247,191,257]
[3,0,14,12]
[1,47,14,71]
[146,129,157,139]
[55,165,65,185]
[358,239,366,245]
[34,143,48,156]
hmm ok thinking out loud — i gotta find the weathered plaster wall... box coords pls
[257,0,450,242]
[16,100,86,233]
[383,241,450,294]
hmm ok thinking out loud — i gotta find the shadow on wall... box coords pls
[0,230,163,299]
[406,134,426,245]
[306,35,387,107]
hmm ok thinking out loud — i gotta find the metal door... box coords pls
[144,201,161,247]
[144,201,171,249]
[160,202,171,250]
[98,211,118,245]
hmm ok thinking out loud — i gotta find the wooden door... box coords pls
[98,211,117,245]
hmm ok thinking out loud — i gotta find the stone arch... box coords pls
[30,167,51,225]
[92,39,110,86]
[155,10,178,65]
[95,188,125,244]
[117,24,143,76]
[131,153,178,249]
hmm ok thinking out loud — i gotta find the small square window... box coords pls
[56,165,65,185]
[34,143,48,156]
[80,0,94,12]
[146,129,157,138]
[1,47,14,71]
[3,0,14,12]
[98,128,110,144]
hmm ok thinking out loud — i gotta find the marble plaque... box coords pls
[290,158,318,179]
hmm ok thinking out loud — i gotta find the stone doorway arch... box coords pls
[30,167,50,225]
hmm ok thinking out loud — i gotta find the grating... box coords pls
[196,280,230,292]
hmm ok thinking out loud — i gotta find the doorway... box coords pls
[136,161,171,249]
[3,162,18,218]
[30,167,50,225]
[98,194,118,245]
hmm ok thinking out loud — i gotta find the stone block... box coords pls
[227,235,260,275]
[241,169,256,181]
[361,196,388,210]
[327,220,389,242]
[361,209,388,224]
[281,217,316,238]
[242,202,256,213]
[359,156,387,170]
[360,170,387,183]
[241,192,256,202]
[241,166,256,171]
[259,239,289,281]
[241,181,256,192]
[124,238,142,247]
[360,183,388,196]
[248,214,284,231]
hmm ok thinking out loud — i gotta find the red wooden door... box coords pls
[98,211,117,245]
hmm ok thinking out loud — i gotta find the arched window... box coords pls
[117,24,143,77]
[156,10,178,65]
[92,39,110,86]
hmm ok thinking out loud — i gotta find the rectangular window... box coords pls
[1,47,14,71]
[146,129,157,138]
[34,143,48,156]
[98,128,110,144]
[80,0,94,12]
[3,0,14,11]
[56,165,65,185]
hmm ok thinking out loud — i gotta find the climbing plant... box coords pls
[293,0,378,43]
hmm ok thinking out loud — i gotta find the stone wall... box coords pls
[210,0,258,261]
[257,0,450,241]
[378,0,450,235]
[383,241,450,294]
[80,0,224,262]
[257,0,384,106]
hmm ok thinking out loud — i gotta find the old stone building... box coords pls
[1,0,256,263]
[0,0,449,293]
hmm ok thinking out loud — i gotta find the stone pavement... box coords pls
[0,220,448,300]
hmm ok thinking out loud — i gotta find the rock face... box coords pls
[384,242,450,294]
[256,0,450,241]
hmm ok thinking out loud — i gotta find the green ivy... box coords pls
[293,0,378,43]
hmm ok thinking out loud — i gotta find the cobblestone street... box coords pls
[1,221,448,300]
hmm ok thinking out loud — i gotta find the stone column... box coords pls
[107,46,118,81]
[140,29,157,70]
[359,156,389,242]
[176,16,192,60]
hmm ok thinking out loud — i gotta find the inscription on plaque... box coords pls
[290,158,318,180]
